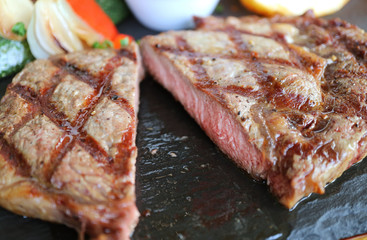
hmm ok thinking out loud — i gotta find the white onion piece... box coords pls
[47,1,84,51]
[27,13,49,59]
[57,0,103,46]
[27,0,104,59]
[0,0,34,41]
[35,1,64,56]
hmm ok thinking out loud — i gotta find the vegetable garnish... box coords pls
[0,0,34,41]
[120,37,129,47]
[0,36,34,78]
[11,22,26,37]
[66,0,118,40]
[96,0,129,25]
[113,34,134,49]
[214,4,224,14]
[92,40,114,49]
[27,0,103,59]
[3,0,133,61]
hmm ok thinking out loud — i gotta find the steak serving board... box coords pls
[1,0,367,239]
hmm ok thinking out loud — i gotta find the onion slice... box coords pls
[27,0,104,59]
[0,0,34,41]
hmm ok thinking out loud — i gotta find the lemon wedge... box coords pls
[239,0,350,17]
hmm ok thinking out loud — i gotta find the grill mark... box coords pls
[189,59,214,88]
[8,81,75,179]
[9,84,39,103]
[179,36,270,108]
[6,50,136,182]
[73,53,137,171]
[60,53,136,175]
[158,34,310,110]
[77,132,111,164]
[161,27,326,113]
[221,17,367,161]
[46,55,124,178]
[39,72,70,127]
[45,134,74,181]
[113,123,136,175]
[158,39,298,68]
[72,92,99,129]
[220,27,325,111]
[160,31,302,78]
[156,20,356,169]
[216,27,323,82]
[159,37,239,111]
[218,25,279,41]
[0,133,31,177]
[175,36,194,53]
[174,37,235,108]
[175,37,214,88]
[0,49,139,237]
[293,18,367,83]
[220,26,315,73]
[100,54,135,119]
[52,59,102,89]
[272,24,334,82]
[7,112,38,140]
[283,43,318,77]
[1,89,41,139]
[19,70,77,181]
[100,56,137,174]
[107,90,135,118]
[224,30,284,107]
[226,29,267,77]
[117,48,137,63]
[178,16,367,203]
[176,37,193,51]
[223,27,254,58]
[54,52,136,175]
[197,16,337,83]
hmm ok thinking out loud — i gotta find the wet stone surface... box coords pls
[1,0,367,239]
[0,54,367,240]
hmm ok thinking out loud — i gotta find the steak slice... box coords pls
[140,12,367,208]
[0,45,143,239]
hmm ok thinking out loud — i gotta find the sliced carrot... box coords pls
[66,0,118,40]
[113,33,134,49]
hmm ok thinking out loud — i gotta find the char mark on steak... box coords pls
[140,13,367,208]
[0,46,144,240]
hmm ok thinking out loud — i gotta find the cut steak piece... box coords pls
[0,45,144,239]
[140,12,367,208]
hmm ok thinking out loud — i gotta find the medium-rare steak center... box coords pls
[140,12,367,208]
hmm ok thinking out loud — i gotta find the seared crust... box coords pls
[141,13,367,208]
[0,45,143,240]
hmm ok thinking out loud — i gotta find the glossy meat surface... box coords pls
[0,46,143,239]
[141,13,367,208]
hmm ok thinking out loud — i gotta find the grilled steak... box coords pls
[0,45,143,239]
[140,12,367,208]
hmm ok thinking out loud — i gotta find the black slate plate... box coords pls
[1,0,367,239]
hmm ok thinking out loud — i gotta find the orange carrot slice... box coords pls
[113,33,134,49]
[66,0,118,40]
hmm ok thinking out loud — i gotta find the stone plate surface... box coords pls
[0,0,367,239]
